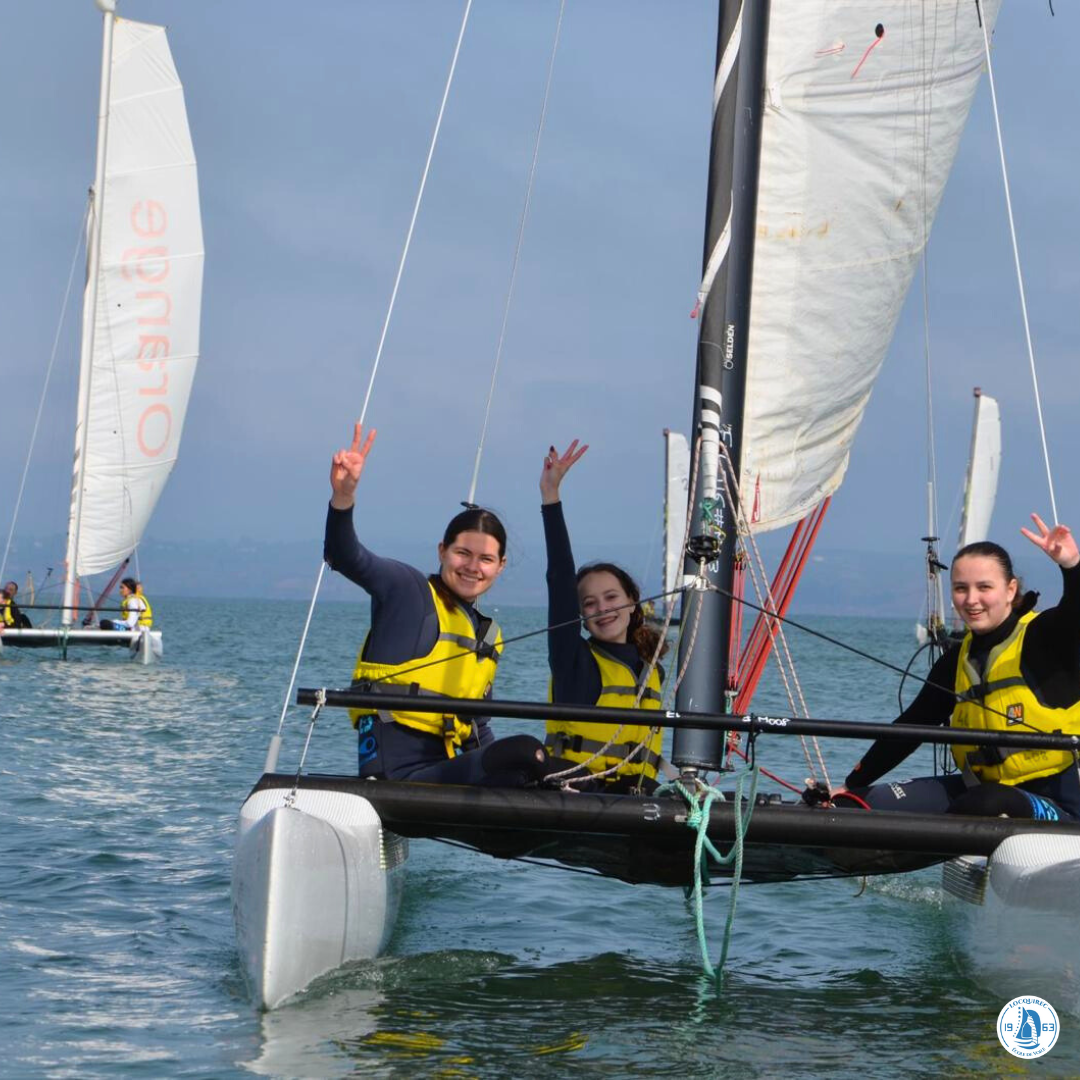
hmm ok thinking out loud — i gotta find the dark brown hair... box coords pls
[431,507,507,608]
[575,561,668,662]
[121,577,138,592]
[953,541,1024,610]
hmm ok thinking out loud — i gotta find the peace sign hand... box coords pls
[1021,513,1080,569]
[540,439,589,505]
[330,422,377,509]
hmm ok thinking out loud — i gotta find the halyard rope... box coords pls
[273,2,474,757]
[466,0,567,505]
[977,2,1058,523]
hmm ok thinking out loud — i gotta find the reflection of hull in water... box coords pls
[0,627,162,663]
[943,834,1080,1010]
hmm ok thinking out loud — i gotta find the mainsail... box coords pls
[739,2,1002,533]
[957,389,1001,549]
[67,17,204,579]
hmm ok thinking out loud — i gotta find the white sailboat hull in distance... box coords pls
[0,627,162,664]
[232,787,407,1010]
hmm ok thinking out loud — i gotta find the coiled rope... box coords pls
[658,762,760,989]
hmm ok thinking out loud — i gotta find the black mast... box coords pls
[673,0,771,771]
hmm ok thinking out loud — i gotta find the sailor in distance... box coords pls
[540,440,668,793]
[838,514,1080,820]
[325,422,555,785]
[1,581,31,630]
[100,578,152,631]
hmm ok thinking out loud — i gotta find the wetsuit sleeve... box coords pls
[542,501,601,704]
[323,503,438,664]
[1016,563,1080,709]
[844,649,959,789]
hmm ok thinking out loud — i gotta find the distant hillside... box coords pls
[4,533,1061,618]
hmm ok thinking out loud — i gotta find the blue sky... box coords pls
[1,1,1076,605]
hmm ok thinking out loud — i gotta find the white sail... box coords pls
[958,389,1001,549]
[663,430,690,617]
[741,1,1000,533]
[69,18,203,576]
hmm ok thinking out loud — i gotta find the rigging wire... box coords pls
[0,202,90,588]
[977,4,1059,523]
[466,0,567,506]
[271,2,475,754]
[357,0,474,430]
[716,443,829,789]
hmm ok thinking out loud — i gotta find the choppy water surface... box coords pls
[2,598,1077,1077]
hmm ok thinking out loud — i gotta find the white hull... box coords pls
[232,786,407,1010]
[943,834,1080,1006]
[0,627,162,664]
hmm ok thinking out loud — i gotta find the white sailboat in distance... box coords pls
[0,1,204,664]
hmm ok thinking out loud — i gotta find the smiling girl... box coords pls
[324,423,551,786]
[839,514,1080,819]
[539,441,668,792]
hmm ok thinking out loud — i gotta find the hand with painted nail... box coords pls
[540,439,588,505]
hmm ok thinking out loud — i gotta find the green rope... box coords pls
[659,762,760,990]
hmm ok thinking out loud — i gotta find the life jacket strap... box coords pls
[545,731,666,772]
[351,678,460,732]
[598,684,663,704]
[437,627,502,665]
[955,676,1027,703]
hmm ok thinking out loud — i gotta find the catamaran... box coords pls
[232,0,1080,1010]
[0,0,203,664]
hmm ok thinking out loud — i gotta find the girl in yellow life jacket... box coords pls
[100,578,149,631]
[326,422,557,787]
[540,440,668,794]
[837,513,1080,821]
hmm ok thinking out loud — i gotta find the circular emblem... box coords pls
[997,996,1060,1059]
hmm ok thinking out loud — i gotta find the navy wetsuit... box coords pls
[845,564,1080,820]
[543,501,663,792]
[325,505,546,786]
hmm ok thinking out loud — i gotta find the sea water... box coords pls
[2,597,1077,1078]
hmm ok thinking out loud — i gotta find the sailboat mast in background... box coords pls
[673,0,770,772]
[63,0,117,626]
[958,388,1002,550]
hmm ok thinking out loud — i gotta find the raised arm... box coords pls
[330,422,377,510]
[540,439,588,506]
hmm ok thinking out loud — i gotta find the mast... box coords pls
[673,0,770,771]
[62,0,117,626]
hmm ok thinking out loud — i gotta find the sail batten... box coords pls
[742,1,1002,534]
[68,17,203,578]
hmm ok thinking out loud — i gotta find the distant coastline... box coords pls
[7,532,1064,618]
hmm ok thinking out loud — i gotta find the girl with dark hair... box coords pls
[540,440,668,792]
[837,514,1080,820]
[325,423,551,786]
[100,577,151,630]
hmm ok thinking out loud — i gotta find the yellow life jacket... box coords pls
[121,593,153,629]
[1,597,13,627]
[952,611,1080,784]
[350,581,503,757]
[545,643,665,781]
